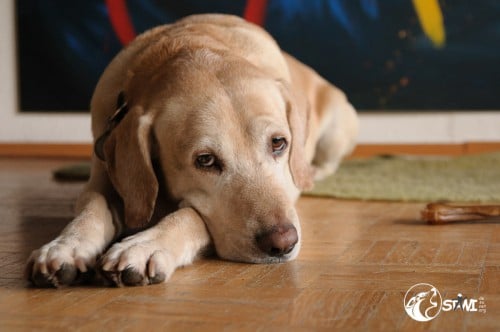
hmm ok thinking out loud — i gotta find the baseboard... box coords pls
[0,142,499,159]
[351,142,500,158]
[0,143,93,159]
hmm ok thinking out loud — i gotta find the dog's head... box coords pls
[96,50,314,263]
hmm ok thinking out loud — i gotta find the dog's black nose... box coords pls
[256,225,298,257]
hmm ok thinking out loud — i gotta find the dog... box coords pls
[26,14,358,287]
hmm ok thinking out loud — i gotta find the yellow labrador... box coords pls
[26,14,358,287]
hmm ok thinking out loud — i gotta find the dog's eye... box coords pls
[196,154,215,168]
[195,153,222,172]
[271,137,287,155]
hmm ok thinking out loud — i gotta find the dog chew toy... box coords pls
[422,203,500,224]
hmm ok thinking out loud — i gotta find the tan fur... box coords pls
[26,14,358,287]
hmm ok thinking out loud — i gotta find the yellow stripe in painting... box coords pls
[412,0,446,48]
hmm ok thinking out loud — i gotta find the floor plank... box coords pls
[0,158,498,331]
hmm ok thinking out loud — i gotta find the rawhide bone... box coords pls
[422,203,500,224]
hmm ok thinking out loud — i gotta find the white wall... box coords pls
[1,0,498,144]
[0,0,91,143]
[359,112,500,144]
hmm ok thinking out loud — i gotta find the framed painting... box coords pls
[1,1,498,143]
[15,0,500,112]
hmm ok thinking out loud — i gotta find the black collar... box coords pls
[94,91,130,161]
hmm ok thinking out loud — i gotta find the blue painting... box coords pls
[16,0,500,112]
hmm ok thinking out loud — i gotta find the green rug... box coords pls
[54,152,500,203]
[307,152,500,202]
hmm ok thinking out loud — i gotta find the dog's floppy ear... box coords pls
[96,102,158,230]
[278,81,315,191]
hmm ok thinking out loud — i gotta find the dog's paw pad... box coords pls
[99,241,175,287]
[100,269,120,286]
[55,263,78,286]
[29,262,88,288]
[121,267,146,286]
[31,270,54,288]
[26,239,100,288]
[149,272,166,285]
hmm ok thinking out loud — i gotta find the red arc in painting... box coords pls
[105,0,268,46]
[105,0,136,46]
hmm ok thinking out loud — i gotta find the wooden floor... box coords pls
[0,158,498,331]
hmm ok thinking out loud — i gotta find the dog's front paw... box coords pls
[99,235,176,287]
[25,237,98,288]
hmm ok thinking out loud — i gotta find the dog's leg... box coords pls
[283,52,358,181]
[99,207,211,287]
[25,162,118,287]
[312,89,358,181]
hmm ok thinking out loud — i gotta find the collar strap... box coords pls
[108,91,129,129]
[94,91,130,161]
